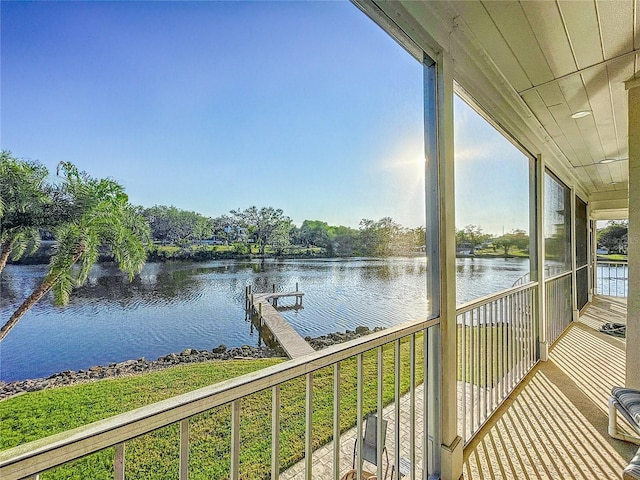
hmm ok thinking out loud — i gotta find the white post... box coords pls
[537,155,548,361]
[434,49,462,480]
[625,74,640,389]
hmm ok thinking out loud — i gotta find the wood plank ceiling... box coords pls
[425,1,638,199]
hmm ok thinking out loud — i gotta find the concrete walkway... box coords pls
[280,383,426,480]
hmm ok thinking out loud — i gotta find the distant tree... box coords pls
[143,206,212,246]
[268,219,293,255]
[493,229,529,256]
[298,220,331,248]
[0,151,50,274]
[357,217,404,256]
[327,225,358,256]
[455,225,491,250]
[1,162,150,341]
[231,206,291,255]
[597,220,628,254]
[212,214,243,244]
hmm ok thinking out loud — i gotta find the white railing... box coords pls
[596,261,628,297]
[0,318,439,480]
[456,282,538,444]
[545,271,572,346]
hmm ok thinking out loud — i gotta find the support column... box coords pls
[536,155,548,361]
[626,75,640,389]
[436,50,463,480]
[571,187,579,323]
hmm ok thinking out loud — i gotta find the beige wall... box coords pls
[626,76,640,389]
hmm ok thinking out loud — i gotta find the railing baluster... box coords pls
[356,354,363,480]
[231,400,240,480]
[333,363,341,480]
[305,373,313,480]
[481,304,487,423]
[470,308,475,434]
[410,334,416,480]
[394,340,401,480]
[272,385,280,480]
[518,290,523,382]
[423,327,429,478]
[461,312,467,442]
[457,284,541,445]
[500,297,505,402]
[114,442,125,480]
[180,419,189,480]
[377,346,383,480]
[509,295,515,391]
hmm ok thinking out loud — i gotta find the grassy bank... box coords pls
[1,338,423,479]
[596,254,628,262]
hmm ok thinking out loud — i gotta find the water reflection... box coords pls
[0,257,529,381]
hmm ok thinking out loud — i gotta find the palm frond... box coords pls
[51,269,74,306]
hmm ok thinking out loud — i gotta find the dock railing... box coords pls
[0,318,439,480]
[456,282,538,444]
[596,260,629,298]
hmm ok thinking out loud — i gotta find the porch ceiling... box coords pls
[365,0,637,216]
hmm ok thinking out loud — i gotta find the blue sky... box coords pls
[2,1,528,235]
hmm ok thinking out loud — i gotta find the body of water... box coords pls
[0,256,530,381]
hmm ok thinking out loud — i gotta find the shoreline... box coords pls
[0,327,380,400]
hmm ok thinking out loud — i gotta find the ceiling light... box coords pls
[599,158,616,164]
[571,111,592,119]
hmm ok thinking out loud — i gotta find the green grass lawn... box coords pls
[597,254,628,262]
[457,323,528,387]
[1,337,423,479]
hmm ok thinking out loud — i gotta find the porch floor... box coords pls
[463,295,634,479]
[279,296,633,479]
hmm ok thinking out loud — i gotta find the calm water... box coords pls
[0,257,529,381]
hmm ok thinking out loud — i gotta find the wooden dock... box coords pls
[247,287,314,359]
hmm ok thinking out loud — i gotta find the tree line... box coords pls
[141,206,427,258]
[455,224,529,256]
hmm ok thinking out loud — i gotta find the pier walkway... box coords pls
[248,290,314,359]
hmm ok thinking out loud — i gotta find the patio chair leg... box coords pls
[609,396,640,445]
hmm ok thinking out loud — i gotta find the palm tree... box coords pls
[0,162,150,341]
[0,151,51,274]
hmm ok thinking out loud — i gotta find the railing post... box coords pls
[272,385,280,480]
[305,373,313,480]
[376,347,383,480]
[410,335,416,480]
[231,400,240,480]
[394,340,401,479]
[356,354,363,480]
[180,419,189,480]
[114,443,125,480]
[333,363,341,480]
